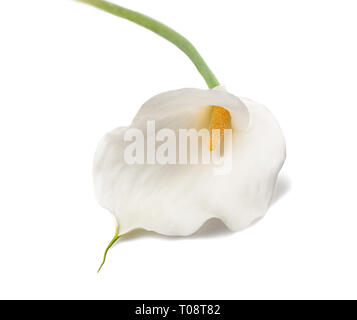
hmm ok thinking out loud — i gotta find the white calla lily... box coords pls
[77,0,286,271]
[94,87,285,236]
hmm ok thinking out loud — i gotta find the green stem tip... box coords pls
[76,0,220,89]
[97,224,121,273]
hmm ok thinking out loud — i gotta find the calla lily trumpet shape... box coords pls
[93,87,286,236]
[76,0,286,271]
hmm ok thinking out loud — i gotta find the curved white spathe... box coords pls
[93,87,286,236]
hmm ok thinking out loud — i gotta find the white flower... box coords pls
[93,86,286,236]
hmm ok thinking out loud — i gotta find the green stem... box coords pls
[76,0,220,89]
[97,223,121,273]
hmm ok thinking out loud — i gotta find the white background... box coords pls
[0,0,356,299]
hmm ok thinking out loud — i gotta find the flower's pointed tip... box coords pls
[97,252,107,273]
[97,264,103,273]
[97,255,107,273]
[96,224,120,273]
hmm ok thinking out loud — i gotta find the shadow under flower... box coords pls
[116,218,232,246]
[271,173,291,206]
